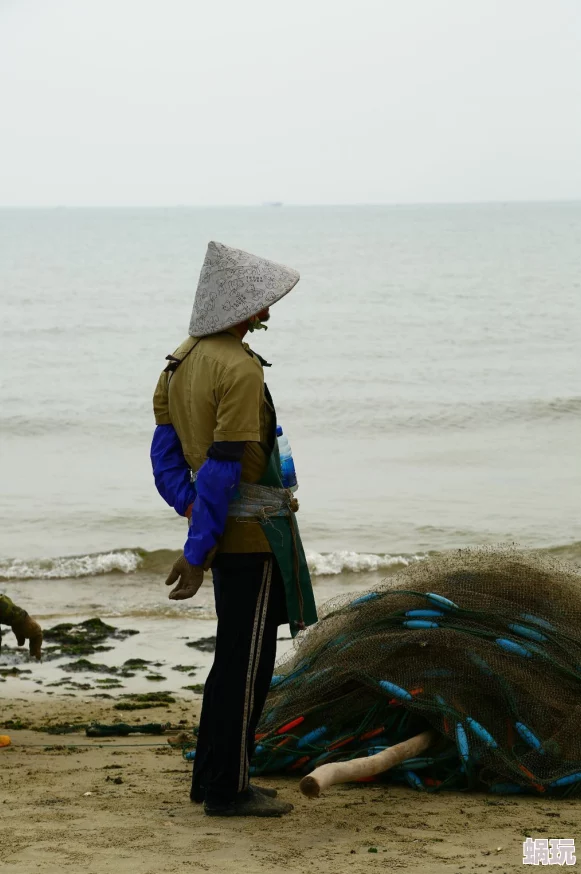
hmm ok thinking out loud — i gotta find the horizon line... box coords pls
[1,198,581,210]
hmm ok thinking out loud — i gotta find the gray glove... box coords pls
[165,555,204,601]
[12,614,43,660]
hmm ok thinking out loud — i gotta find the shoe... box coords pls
[204,786,293,818]
[191,783,277,803]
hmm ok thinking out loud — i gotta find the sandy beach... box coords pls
[1,694,580,874]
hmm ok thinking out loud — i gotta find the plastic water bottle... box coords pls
[276,425,298,492]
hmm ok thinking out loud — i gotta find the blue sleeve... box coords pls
[184,458,242,566]
[150,424,197,517]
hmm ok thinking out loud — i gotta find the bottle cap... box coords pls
[276,425,283,436]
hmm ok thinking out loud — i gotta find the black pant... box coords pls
[191,553,287,805]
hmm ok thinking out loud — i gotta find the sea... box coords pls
[1,203,579,695]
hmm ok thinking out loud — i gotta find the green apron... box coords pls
[256,387,317,635]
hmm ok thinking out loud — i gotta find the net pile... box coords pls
[251,548,581,796]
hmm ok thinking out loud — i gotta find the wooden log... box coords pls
[299,730,435,798]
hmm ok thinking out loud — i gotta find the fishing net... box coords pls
[251,547,581,796]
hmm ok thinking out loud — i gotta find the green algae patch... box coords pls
[44,618,139,657]
[185,637,216,652]
[60,659,119,675]
[122,659,152,670]
[2,718,31,730]
[33,722,88,735]
[113,691,176,711]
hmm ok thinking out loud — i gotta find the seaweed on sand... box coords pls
[113,691,176,711]
[44,618,139,657]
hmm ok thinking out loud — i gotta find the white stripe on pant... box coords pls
[237,558,273,793]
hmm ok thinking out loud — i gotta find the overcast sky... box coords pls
[1,0,580,206]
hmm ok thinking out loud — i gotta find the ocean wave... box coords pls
[538,541,581,565]
[434,395,581,430]
[297,394,581,435]
[0,550,142,580]
[2,541,580,582]
[305,550,425,575]
[0,547,423,581]
[3,396,579,441]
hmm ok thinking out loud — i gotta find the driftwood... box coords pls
[299,730,435,798]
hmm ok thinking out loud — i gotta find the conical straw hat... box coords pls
[189,241,300,337]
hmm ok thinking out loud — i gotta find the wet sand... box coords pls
[2,695,580,874]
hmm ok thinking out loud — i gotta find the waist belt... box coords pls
[228,483,298,521]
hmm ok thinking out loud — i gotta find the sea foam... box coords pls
[305,550,423,575]
[0,550,142,580]
[0,548,420,580]
[2,541,578,581]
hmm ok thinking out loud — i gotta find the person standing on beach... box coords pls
[0,594,43,658]
[151,242,317,817]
